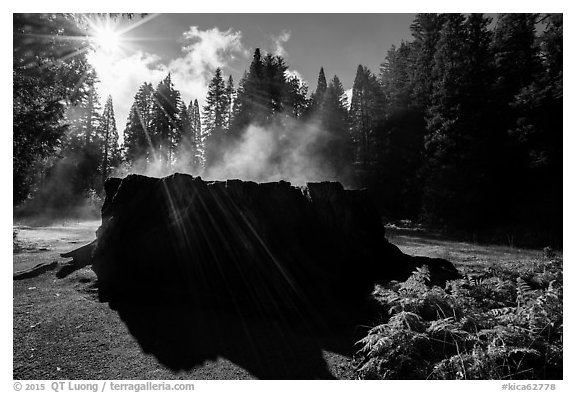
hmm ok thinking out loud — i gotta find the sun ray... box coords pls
[116,13,161,36]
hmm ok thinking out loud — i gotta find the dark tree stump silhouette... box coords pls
[60,173,460,378]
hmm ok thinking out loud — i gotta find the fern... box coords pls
[355,253,563,380]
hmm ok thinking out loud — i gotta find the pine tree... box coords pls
[374,41,429,219]
[380,42,413,110]
[175,100,200,172]
[98,95,121,185]
[319,75,353,180]
[262,53,288,120]
[123,82,154,167]
[150,74,182,168]
[225,75,235,130]
[202,68,229,168]
[230,71,249,138]
[234,49,265,128]
[506,14,562,238]
[189,99,203,169]
[408,13,446,108]
[64,84,102,153]
[230,49,294,134]
[492,13,539,104]
[312,67,328,110]
[316,67,328,97]
[284,73,309,118]
[422,13,501,229]
[13,14,94,203]
[61,83,103,194]
[349,65,385,179]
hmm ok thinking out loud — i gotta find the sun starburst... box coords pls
[89,19,124,54]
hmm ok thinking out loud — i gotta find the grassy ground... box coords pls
[13,223,561,380]
[386,228,547,275]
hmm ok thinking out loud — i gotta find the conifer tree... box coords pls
[230,72,249,138]
[421,14,501,229]
[225,75,235,130]
[408,13,446,108]
[230,49,295,134]
[202,68,229,168]
[61,84,103,194]
[190,99,203,169]
[98,95,121,185]
[319,75,353,180]
[175,100,198,172]
[349,65,385,175]
[311,67,327,111]
[316,67,327,97]
[64,84,102,153]
[150,73,182,168]
[380,42,413,110]
[262,53,289,120]
[123,82,154,166]
[13,14,94,203]
[505,14,563,236]
[284,73,309,118]
[492,13,539,104]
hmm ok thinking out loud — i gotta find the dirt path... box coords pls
[13,269,354,379]
[13,222,355,380]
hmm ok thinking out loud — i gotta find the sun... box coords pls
[90,21,124,54]
[94,27,121,52]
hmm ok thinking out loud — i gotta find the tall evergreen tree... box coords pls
[317,75,353,181]
[225,75,235,130]
[374,42,428,219]
[202,68,229,168]
[98,95,121,185]
[309,67,327,114]
[408,13,446,108]
[13,13,94,203]
[380,42,413,110]
[60,83,103,195]
[189,99,203,169]
[349,64,385,180]
[262,53,289,120]
[230,49,265,131]
[421,14,502,229]
[284,73,309,118]
[230,71,250,138]
[123,82,154,166]
[316,67,328,96]
[492,13,539,105]
[230,49,295,135]
[174,100,199,172]
[150,73,182,168]
[64,84,102,152]
[506,14,563,240]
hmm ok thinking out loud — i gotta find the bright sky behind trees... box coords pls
[87,14,417,133]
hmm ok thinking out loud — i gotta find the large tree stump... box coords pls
[63,174,459,320]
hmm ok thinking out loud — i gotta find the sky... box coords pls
[87,13,418,136]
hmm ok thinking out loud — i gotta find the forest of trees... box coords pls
[13,13,562,247]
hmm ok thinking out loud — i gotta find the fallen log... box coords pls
[57,240,96,278]
[14,261,58,280]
